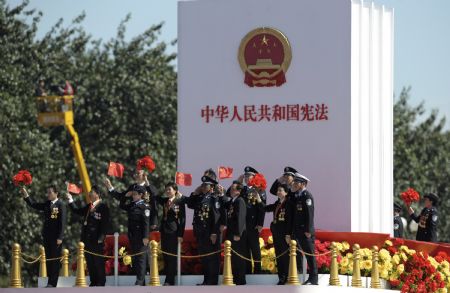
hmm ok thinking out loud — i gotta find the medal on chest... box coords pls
[51,207,59,219]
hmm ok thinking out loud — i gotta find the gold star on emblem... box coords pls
[261,35,269,46]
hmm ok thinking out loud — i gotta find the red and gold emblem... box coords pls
[238,27,292,87]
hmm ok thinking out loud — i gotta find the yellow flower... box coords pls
[400,252,407,262]
[397,264,404,274]
[261,257,270,270]
[379,249,390,261]
[380,269,389,279]
[346,252,353,259]
[261,248,268,257]
[439,288,447,293]
[393,254,400,265]
[268,247,275,256]
[340,257,349,267]
[268,236,273,245]
[259,237,265,248]
[399,245,408,252]
[342,241,350,251]
[384,240,393,247]
[389,272,398,281]
[335,242,343,252]
[267,261,276,272]
[123,255,132,266]
[407,249,416,256]
[429,256,439,269]
[119,246,126,256]
[362,260,372,270]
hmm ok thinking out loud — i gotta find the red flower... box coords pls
[12,170,32,186]
[248,173,267,190]
[136,156,156,173]
[390,279,400,288]
[400,188,420,206]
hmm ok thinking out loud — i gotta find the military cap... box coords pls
[283,166,298,176]
[244,166,258,175]
[424,193,439,204]
[201,175,218,185]
[293,173,310,183]
[394,203,402,211]
[132,185,147,195]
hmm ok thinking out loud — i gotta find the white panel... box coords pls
[178,0,352,231]
[351,1,394,233]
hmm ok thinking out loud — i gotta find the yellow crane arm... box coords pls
[65,124,91,201]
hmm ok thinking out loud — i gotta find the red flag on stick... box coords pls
[108,162,124,178]
[175,172,192,186]
[218,166,233,179]
[67,182,82,194]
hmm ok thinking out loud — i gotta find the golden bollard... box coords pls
[75,242,87,287]
[39,245,47,278]
[370,246,381,289]
[329,242,341,286]
[61,249,69,277]
[9,243,23,288]
[149,240,161,286]
[222,240,235,286]
[287,240,300,285]
[351,244,362,288]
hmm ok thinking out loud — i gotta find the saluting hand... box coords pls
[56,239,62,245]
[144,175,150,186]
[66,193,73,202]
[104,178,113,190]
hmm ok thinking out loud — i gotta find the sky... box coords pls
[6,0,450,128]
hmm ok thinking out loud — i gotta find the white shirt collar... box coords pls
[51,198,59,204]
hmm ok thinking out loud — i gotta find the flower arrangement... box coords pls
[136,155,156,173]
[12,170,32,186]
[400,187,420,206]
[248,173,267,190]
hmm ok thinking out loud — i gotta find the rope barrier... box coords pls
[297,248,332,257]
[83,249,146,259]
[158,248,223,259]
[230,247,289,263]
[21,255,41,264]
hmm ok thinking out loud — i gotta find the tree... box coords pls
[394,87,450,242]
[0,0,176,286]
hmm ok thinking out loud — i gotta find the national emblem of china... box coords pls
[238,27,292,87]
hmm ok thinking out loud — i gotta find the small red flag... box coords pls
[108,162,125,178]
[67,183,82,194]
[218,166,233,179]
[175,172,192,186]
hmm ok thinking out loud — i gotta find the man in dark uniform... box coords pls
[21,185,67,288]
[407,192,439,242]
[240,166,265,274]
[119,185,152,285]
[269,167,297,196]
[155,182,187,286]
[393,203,404,238]
[262,184,291,285]
[104,169,158,229]
[225,181,247,285]
[186,176,221,285]
[67,185,110,286]
[289,173,318,285]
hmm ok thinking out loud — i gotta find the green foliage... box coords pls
[0,0,176,286]
[394,87,450,241]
